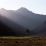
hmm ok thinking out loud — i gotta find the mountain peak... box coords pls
[17,7,29,11]
[16,7,33,14]
[19,7,27,9]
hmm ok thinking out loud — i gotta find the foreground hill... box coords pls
[0,21,17,36]
[0,15,26,36]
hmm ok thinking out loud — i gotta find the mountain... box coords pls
[32,21,46,35]
[0,20,16,36]
[0,15,46,36]
[0,15,26,36]
[0,7,46,34]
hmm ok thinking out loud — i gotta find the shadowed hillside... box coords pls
[0,21,17,36]
[33,21,46,36]
[0,15,46,36]
[0,15,26,36]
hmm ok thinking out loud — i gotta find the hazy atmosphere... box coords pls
[0,0,46,15]
[0,0,46,46]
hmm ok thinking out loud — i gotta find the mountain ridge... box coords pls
[0,7,46,30]
[0,7,46,15]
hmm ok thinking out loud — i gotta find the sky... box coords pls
[0,0,46,15]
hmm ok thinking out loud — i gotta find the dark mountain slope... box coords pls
[33,21,46,35]
[0,15,26,31]
[0,21,16,36]
[0,15,26,36]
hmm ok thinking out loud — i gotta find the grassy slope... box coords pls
[0,36,46,46]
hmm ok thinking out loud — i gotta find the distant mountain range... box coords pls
[0,7,46,30]
[0,7,46,36]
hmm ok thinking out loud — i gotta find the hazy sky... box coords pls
[0,0,46,15]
